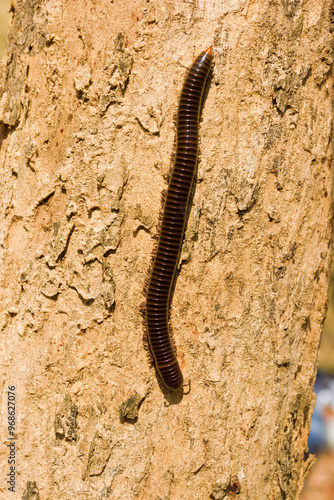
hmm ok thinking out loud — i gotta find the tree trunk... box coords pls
[0,1,333,498]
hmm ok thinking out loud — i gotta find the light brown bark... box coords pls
[0,1,333,498]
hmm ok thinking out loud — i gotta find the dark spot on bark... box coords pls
[229,477,241,494]
[22,481,40,500]
[314,268,320,282]
[115,32,124,52]
[119,392,145,424]
[55,394,78,442]
[301,316,311,331]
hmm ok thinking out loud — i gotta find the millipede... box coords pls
[141,46,213,391]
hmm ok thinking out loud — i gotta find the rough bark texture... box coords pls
[0,1,11,59]
[0,1,333,499]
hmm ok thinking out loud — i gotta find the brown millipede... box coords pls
[141,46,213,391]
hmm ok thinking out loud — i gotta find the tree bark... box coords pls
[0,1,333,498]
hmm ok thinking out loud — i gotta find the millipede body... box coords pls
[142,46,213,391]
